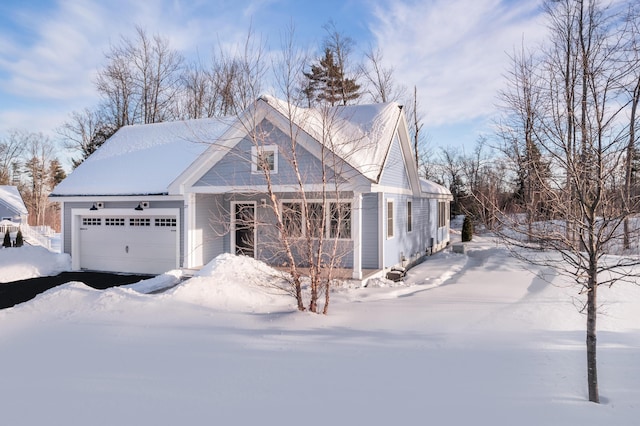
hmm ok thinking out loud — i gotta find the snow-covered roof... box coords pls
[262,95,402,182]
[420,179,451,197]
[52,97,406,197]
[51,117,235,196]
[0,185,28,215]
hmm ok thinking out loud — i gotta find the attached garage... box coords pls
[71,208,180,275]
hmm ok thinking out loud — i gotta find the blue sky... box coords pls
[0,0,547,167]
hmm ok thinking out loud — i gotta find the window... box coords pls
[282,202,302,237]
[407,201,413,232]
[155,218,177,227]
[281,201,352,240]
[387,200,394,238]
[329,202,351,239]
[82,217,101,226]
[105,218,125,226]
[438,201,449,228]
[307,203,324,238]
[130,218,151,226]
[252,146,278,174]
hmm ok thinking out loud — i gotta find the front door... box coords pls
[234,203,255,257]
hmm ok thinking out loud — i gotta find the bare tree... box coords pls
[0,130,27,185]
[622,4,640,249]
[243,26,354,314]
[57,107,115,168]
[22,133,55,227]
[491,0,640,403]
[360,46,406,103]
[96,26,183,128]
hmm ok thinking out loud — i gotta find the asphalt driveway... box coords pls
[0,272,151,310]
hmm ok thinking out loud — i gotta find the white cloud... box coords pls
[370,0,548,132]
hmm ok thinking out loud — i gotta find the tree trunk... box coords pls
[586,275,599,403]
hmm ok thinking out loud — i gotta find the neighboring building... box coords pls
[50,96,452,276]
[0,185,28,224]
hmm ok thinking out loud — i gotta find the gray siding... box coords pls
[0,204,22,222]
[198,192,354,269]
[379,133,410,189]
[382,193,433,269]
[195,119,339,187]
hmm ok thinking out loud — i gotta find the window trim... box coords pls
[407,200,413,233]
[251,145,278,174]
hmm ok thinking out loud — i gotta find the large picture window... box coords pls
[280,201,351,240]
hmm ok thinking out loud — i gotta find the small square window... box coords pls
[252,146,278,174]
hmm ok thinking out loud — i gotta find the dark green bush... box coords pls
[462,215,473,242]
[3,230,11,248]
[15,228,23,247]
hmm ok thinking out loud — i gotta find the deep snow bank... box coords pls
[164,253,294,312]
[0,246,71,283]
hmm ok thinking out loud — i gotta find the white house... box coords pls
[50,97,452,276]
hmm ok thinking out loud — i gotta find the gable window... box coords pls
[282,202,302,237]
[329,202,351,239]
[407,200,413,232]
[252,146,278,174]
[387,200,394,239]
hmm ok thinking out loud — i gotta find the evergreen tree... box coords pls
[49,158,67,187]
[303,48,360,106]
[461,215,473,242]
[3,230,11,248]
[71,124,115,169]
[15,228,23,247]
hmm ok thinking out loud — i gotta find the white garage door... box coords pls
[78,215,178,274]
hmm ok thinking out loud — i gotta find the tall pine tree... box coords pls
[303,48,360,106]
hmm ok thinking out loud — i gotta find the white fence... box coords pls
[0,222,52,249]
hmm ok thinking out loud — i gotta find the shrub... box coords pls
[15,228,24,247]
[3,230,11,248]
[462,215,473,242]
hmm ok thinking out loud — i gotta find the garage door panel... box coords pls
[79,215,178,275]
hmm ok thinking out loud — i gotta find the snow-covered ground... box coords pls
[0,235,639,425]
